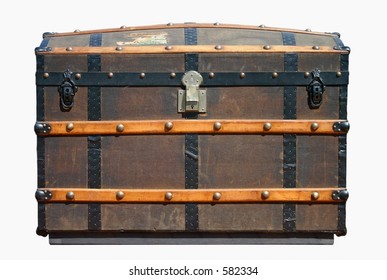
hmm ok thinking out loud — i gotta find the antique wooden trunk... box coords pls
[34,23,350,245]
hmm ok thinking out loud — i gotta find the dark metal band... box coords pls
[184,28,199,231]
[87,35,102,231]
[36,71,348,87]
[282,34,298,232]
[337,53,348,235]
[36,45,48,236]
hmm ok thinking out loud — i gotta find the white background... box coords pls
[1,0,386,278]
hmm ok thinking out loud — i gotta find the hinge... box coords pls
[178,71,207,113]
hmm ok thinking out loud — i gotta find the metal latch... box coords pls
[307,69,326,109]
[178,71,206,113]
[58,69,78,111]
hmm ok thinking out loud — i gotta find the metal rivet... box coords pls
[304,72,310,78]
[306,28,312,32]
[311,191,319,200]
[116,124,124,132]
[75,73,81,80]
[115,46,123,51]
[108,72,114,78]
[165,122,173,130]
[66,47,73,51]
[170,72,176,78]
[240,72,246,79]
[336,71,342,77]
[43,73,49,79]
[139,73,146,79]
[66,191,74,200]
[120,25,127,29]
[209,72,215,78]
[272,72,278,79]
[213,192,221,200]
[214,22,220,26]
[312,45,320,50]
[74,29,80,33]
[116,191,125,200]
[165,45,173,50]
[311,122,319,131]
[261,190,270,199]
[214,122,222,131]
[165,192,173,200]
[259,24,266,28]
[66,123,74,132]
[263,45,271,50]
[215,45,222,50]
[167,22,173,26]
[263,122,272,131]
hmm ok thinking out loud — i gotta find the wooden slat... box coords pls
[37,188,346,203]
[47,23,337,37]
[40,45,347,55]
[36,120,348,136]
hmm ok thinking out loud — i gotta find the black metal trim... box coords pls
[87,35,102,231]
[282,33,298,232]
[36,71,349,87]
[184,28,199,231]
[337,52,349,235]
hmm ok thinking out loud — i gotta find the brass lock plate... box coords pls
[178,71,206,113]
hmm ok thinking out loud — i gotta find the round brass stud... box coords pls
[215,45,222,50]
[240,72,246,79]
[305,28,312,32]
[170,72,176,78]
[213,192,221,200]
[336,71,342,78]
[43,73,49,79]
[66,123,74,132]
[116,124,124,132]
[304,72,310,78]
[116,191,125,200]
[165,192,173,200]
[214,122,222,131]
[263,122,272,131]
[139,72,146,79]
[66,191,75,200]
[263,45,271,50]
[74,29,80,33]
[165,122,173,130]
[259,24,266,28]
[209,72,215,79]
[272,72,278,79]
[120,25,127,29]
[311,122,319,131]
[66,47,73,51]
[115,46,123,51]
[165,45,173,50]
[75,73,81,80]
[214,22,220,26]
[167,22,173,26]
[108,72,114,79]
[261,190,270,199]
[311,191,320,200]
[312,45,320,50]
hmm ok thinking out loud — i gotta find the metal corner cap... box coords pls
[42,32,56,39]
[34,122,51,135]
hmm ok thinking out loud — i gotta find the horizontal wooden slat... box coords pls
[46,23,338,37]
[39,45,347,55]
[36,188,347,203]
[35,120,349,136]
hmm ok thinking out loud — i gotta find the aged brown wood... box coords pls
[38,188,346,203]
[37,119,348,136]
[47,23,339,37]
[40,45,348,55]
